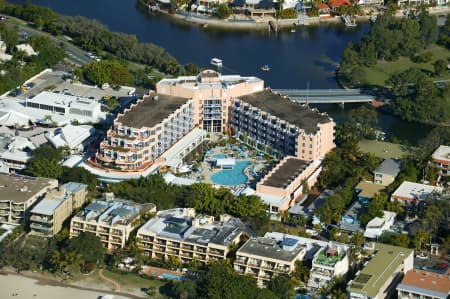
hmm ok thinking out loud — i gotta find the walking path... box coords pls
[99,269,121,292]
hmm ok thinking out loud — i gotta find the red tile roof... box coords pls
[317,3,330,9]
[329,0,351,7]
[400,270,450,295]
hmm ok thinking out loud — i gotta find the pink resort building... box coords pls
[90,70,336,197]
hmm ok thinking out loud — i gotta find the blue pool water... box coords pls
[212,153,227,159]
[160,273,185,281]
[211,161,250,186]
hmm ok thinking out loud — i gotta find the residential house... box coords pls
[363,211,396,239]
[46,124,95,152]
[373,158,401,186]
[355,181,384,203]
[391,181,443,206]
[0,134,36,173]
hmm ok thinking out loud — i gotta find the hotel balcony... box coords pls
[30,215,53,223]
[0,210,9,216]
[0,203,9,209]
[30,223,52,231]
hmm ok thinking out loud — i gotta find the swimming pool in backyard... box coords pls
[211,160,250,186]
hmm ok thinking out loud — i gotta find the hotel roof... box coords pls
[237,237,306,262]
[117,94,189,129]
[238,89,332,133]
[347,243,413,298]
[261,157,311,188]
[397,269,450,299]
[31,198,64,216]
[0,174,58,203]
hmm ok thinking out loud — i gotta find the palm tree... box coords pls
[331,288,347,299]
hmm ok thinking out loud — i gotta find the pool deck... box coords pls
[142,266,186,279]
[200,146,267,188]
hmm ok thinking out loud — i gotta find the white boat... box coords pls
[342,15,357,27]
[210,58,223,68]
[261,65,270,72]
[291,28,296,33]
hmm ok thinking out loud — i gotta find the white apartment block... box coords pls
[136,208,253,264]
[70,198,155,252]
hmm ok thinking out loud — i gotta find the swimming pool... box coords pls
[160,272,185,281]
[211,160,250,186]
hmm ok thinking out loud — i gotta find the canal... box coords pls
[17,0,433,143]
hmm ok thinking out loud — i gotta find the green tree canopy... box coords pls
[81,60,133,85]
[26,145,63,179]
[67,232,105,264]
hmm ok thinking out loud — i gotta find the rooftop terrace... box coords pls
[262,157,311,188]
[314,247,345,267]
[238,89,332,133]
[117,94,189,129]
[237,237,306,262]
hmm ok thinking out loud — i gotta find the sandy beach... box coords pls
[0,273,130,299]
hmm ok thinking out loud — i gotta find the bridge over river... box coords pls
[272,89,375,105]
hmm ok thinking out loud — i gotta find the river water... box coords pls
[16,0,433,143]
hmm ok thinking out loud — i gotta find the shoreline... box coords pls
[0,268,145,299]
[139,1,450,31]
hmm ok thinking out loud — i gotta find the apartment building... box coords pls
[347,243,414,299]
[397,269,450,299]
[431,145,450,177]
[95,94,198,172]
[30,182,88,237]
[234,235,306,287]
[0,174,58,225]
[373,158,401,186]
[256,157,322,218]
[70,198,154,251]
[156,69,264,133]
[230,90,335,160]
[308,245,349,292]
[136,208,253,264]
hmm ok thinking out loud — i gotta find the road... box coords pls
[5,16,93,66]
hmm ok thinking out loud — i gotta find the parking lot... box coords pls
[14,71,136,101]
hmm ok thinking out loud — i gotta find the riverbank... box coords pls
[140,1,450,31]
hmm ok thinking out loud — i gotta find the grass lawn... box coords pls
[358,139,413,159]
[360,44,450,86]
[102,269,165,289]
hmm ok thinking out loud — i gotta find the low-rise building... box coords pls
[364,211,396,239]
[256,157,322,218]
[70,198,154,252]
[45,124,95,151]
[308,245,349,292]
[0,134,36,173]
[373,158,401,186]
[137,208,253,264]
[0,174,58,225]
[391,181,443,206]
[397,269,450,299]
[347,243,414,299]
[431,145,450,177]
[355,181,385,203]
[234,236,307,287]
[24,91,106,125]
[30,182,88,237]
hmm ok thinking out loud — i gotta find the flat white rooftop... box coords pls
[431,145,450,163]
[391,181,443,201]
